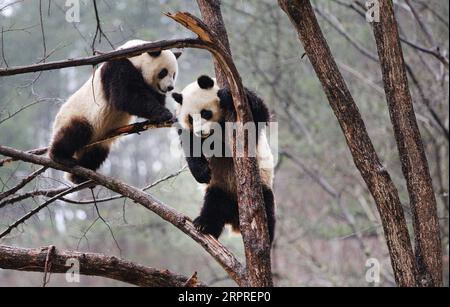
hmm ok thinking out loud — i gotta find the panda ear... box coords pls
[218,87,233,110]
[174,51,182,59]
[148,51,162,57]
[172,92,183,105]
[197,75,215,89]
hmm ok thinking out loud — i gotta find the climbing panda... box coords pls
[172,75,276,243]
[49,40,181,184]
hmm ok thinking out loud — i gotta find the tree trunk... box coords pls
[191,5,274,286]
[278,0,419,286]
[372,0,442,287]
[196,0,232,87]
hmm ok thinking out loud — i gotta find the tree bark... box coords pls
[372,0,442,287]
[0,245,203,287]
[196,0,232,87]
[0,38,205,77]
[187,6,274,287]
[0,145,246,286]
[0,11,273,287]
[278,0,419,286]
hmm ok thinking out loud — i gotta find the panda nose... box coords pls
[167,86,174,92]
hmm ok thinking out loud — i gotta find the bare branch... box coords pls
[38,0,47,62]
[0,145,246,286]
[62,165,187,205]
[0,187,68,209]
[0,167,47,202]
[0,38,206,77]
[91,0,114,52]
[0,181,93,239]
[0,245,204,287]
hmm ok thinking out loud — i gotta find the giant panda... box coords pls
[49,40,181,184]
[172,75,276,243]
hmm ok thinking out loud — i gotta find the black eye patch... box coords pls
[200,109,213,120]
[158,68,168,79]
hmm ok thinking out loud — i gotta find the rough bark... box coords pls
[0,145,246,286]
[278,0,418,286]
[0,9,273,287]
[0,10,274,287]
[175,10,274,287]
[372,0,442,287]
[0,245,203,287]
[196,0,232,87]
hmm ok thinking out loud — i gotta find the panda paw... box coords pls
[194,169,211,184]
[150,108,174,124]
[193,216,222,239]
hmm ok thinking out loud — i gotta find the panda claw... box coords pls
[193,216,206,232]
[193,216,222,239]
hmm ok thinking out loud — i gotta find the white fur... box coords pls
[176,78,221,137]
[52,40,179,147]
[119,40,179,94]
[175,78,274,188]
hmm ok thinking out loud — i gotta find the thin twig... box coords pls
[38,0,47,62]
[91,0,114,53]
[63,165,187,205]
[0,181,94,239]
[0,167,47,202]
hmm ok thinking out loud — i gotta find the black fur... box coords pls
[148,51,161,57]
[262,185,276,243]
[178,129,211,184]
[197,75,215,89]
[217,86,270,124]
[194,185,275,243]
[180,84,276,243]
[193,187,238,238]
[49,117,93,167]
[172,92,183,104]
[158,68,168,79]
[174,51,182,59]
[101,58,173,123]
[68,145,110,184]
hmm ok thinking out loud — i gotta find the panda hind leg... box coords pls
[227,187,275,244]
[49,117,93,167]
[67,145,110,184]
[194,187,238,239]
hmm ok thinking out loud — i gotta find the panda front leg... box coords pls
[49,118,93,167]
[114,89,174,124]
[137,101,174,124]
[194,187,238,239]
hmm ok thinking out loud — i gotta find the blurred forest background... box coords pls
[0,0,448,286]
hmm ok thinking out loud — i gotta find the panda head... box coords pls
[172,75,224,138]
[119,40,182,94]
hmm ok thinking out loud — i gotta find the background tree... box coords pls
[0,0,448,286]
